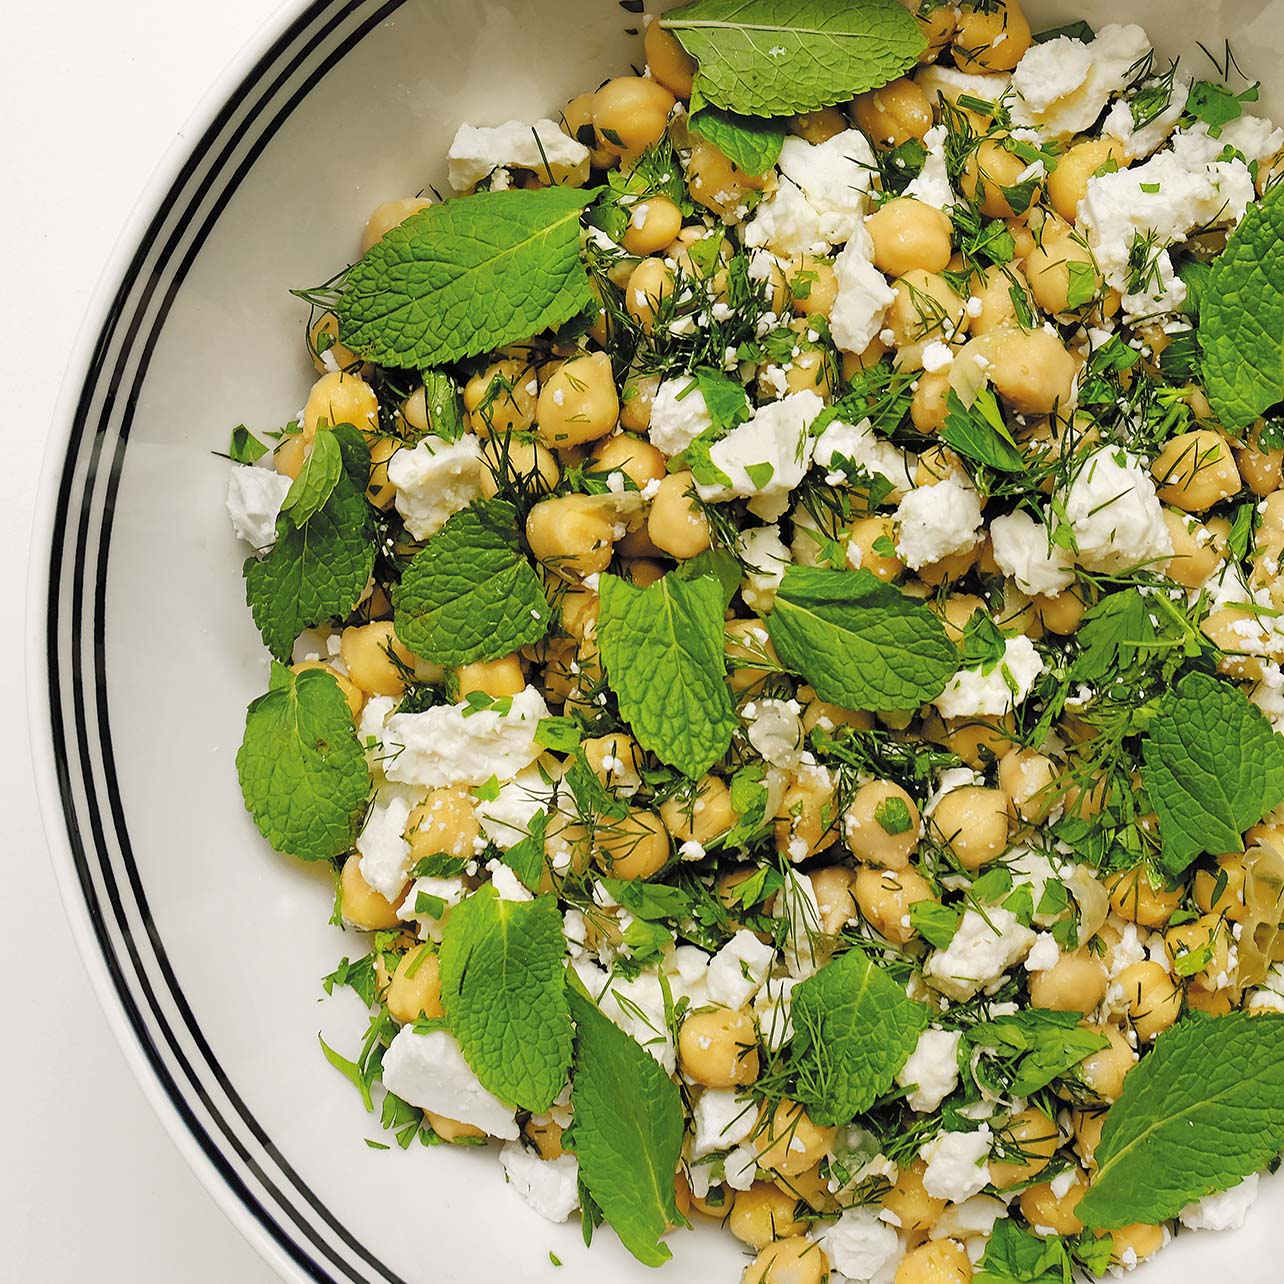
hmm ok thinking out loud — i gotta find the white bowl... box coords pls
[29,1,1284,1280]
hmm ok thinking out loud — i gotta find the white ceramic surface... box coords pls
[28,2,1284,1281]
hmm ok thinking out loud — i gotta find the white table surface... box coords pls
[3,3,283,1278]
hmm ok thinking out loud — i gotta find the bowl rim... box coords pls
[25,3,352,1281]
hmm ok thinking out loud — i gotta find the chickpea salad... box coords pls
[227,2,1284,1281]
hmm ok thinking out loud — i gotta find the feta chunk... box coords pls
[814,417,914,499]
[920,1126,993,1202]
[476,765,556,849]
[896,1028,962,1113]
[1061,448,1172,573]
[777,869,823,979]
[1179,1174,1259,1231]
[381,1027,518,1139]
[736,524,791,614]
[923,908,1037,1000]
[811,1207,901,1281]
[692,1088,758,1158]
[830,226,897,354]
[1024,932,1062,972]
[743,697,806,771]
[498,1143,580,1223]
[649,376,714,457]
[990,510,1075,597]
[447,118,590,191]
[754,975,798,1052]
[387,435,485,541]
[382,685,550,787]
[904,124,953,210]
[1102,75,1191,159]
[723,1146,759,1190]
[226,465,292,552]
[396,873,467,941]
[706,930,776,1010]
[355,788,416,900]
[932,635,1045,719]
[572,959,675,1070]
[895,478,983,570]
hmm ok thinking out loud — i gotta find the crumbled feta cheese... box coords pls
[920,1126,993,1202]
[476,765,556,848]
[381,1027,518,1138]
[1024,932,1062,972]
[226,465,292,552]
[830,225,897,354]
[754,975,798,1052]
[814,417,915,499]
[1061,448,1172,573]
[695,391,824,519]
[777,869,823,979]
[932,635,1046,719]
[382,686,550,788]
[990,510,1076,597]
[691,1088,758,1158]
[924,908,1037,1000]
[811,1207,901,1281]
[914,65,1011,109]
[486,858,534,902]
[387,435,485,541]
[743,697,806,770]
[736,524,791,614]
[895,478,984,570]
[649,376,714,456]
[573,959,676,1070]
[1102,75,1191,159]
[1010,36,1094,117]
[930,1194,1006,1246]
[921,340,954,373]
[497,1143,580,1223]
[896,1027,962,1113]
[723,1146,759,1191]
[1179,1174,1259,1231]
[396,873,466,940]
[359,694,396,748]
[355,788,416,899]
[447,118,589,191]
[706,930,776,1010]
[904,124,953,210]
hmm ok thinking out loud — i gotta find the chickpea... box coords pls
[898,0,957,60]
[730,1183,806,1249]
[619,372,662,433]
[621,557,664,587]
[526,494,618,578]
[844,780,920,869]
[936,714,1017,768]
[852,77,933,149]
[648,471,711,559]
[1153,429,1241,512]
[882,1157,946,1235]
[581,732,643,795]
[802,698,873,735]
[968,265,1028,336]
[593,807,670,881]
[362,434,397,511]
[894,1239,973,1284]
[644,20,696,99]
[686,134,770,219]
[990,327,1077,416]
[341,622,416,697]
[931,594,986,644]
[593,77,676,159]
[386,947,444,1024]
[660,775,738,846]
[1106,868,1182,929]
[361,197,431,253]
[563,92,616,169]
[1079,1024,1138,1102]
[679,1007,760,1087]
[868,198,954,277]
[626,256,677,331]
[1202,606,1271,682]
[756,1101,835,1178]
[788,254,839,317]
[691,1183,732,1221]
[407,791,479,869]
[928,786,1010,870]
[1105,1223,1166,1267]
[340,854,404,930]
[1194,852,1249,922]
[1072,1109,1106,1169]
[887,270,968,348]
[1025,224,1100,316]
[523,1115,565,1161]
[1113,961,1183,1042]
[424,1110,486,1143]
[535,352,619,448]
[1235,422,1284,496]
[1161,510,1227,589]
[726,619,781,694]
[1036,587,1088,636]
[779,348,833,399]
[307,311,361,374]
[290,661,363,718]
[478,434,559,500]
[774,768,840,862]
[961,138,1039,219]
[621,194,685,257]
[989,1107,1059,1189]
[464,358,539,437]
[1020,1169,1088,1236]
[854,865,935,945]
[954,1,1032,72]
[808,866,859,934]
[1048,138,1127,223]
[911,369,953,435]
[273,431,308,480]
[789,107,849,144]
[588,437,663,493]
[742,1237,829,1284]
[1030,949,1109,1014]
[998,748,1057,824]
[455,654,525,700]
[303,371,379,439]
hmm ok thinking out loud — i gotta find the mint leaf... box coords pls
[236,663,371,860]
[1202,182,1284,431]
[393,499,550,665]
[689,90,784,175]
[695,367,752,433]
[663,0,925,118]
[766,567,957,712]
[502,809,550,891]
[975,1220,1072,1284]
[420,368,466,443]
[1141,672,1284,873]
[674,546,742,610]
[280,424,342,525]
[1187,79,1258,130]
[438,887,572,1112]
[909,901,960,949]
[1078,1013,1284,1228]
[567,985,685,1266]
[967,1010,1109,1097]
[336,187,596,368]
[598,572,736,778]
[244,425,375,661]
[229,425,268,465]
[941,389,1025,473]
[789,949,929,1126]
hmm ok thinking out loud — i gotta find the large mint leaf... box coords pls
[336,188,596,368]
[567,986,685,1266]
[788,949,929,1126]
[689,90,784,175]
[1201,182,1284,431]
[393,499,550,665]
[280,424,342,525]
[766,566,957,712]
[438,887,572,1112]
[244,425,375,662]
[1141,671,1284,873]
[663,0,924,118]
[236,663,371,860]
[1078,1013,1284,1228]
[598,572,736,779]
